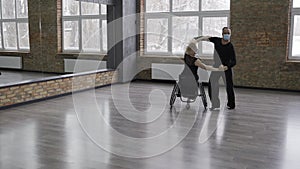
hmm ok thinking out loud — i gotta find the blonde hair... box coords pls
[185,43,197,56]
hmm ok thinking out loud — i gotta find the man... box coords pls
[193,27,236,110]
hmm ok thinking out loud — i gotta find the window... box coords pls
[62,0,107,53]
[290,0,300,59]
[0,0,29,51]
[144,0,230,57]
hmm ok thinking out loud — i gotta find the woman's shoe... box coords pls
[209,106,220,111]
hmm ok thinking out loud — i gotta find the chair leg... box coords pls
[170,83,178,106]
[199,83,207,109]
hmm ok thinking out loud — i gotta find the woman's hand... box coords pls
[218,65,228,71]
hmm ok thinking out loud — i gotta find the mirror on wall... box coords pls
[0,0,111,87]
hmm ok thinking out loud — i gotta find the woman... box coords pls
[178,43,226,99]
[182,43,226,81]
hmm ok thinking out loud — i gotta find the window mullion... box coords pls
[199,15,203,56]
[100,19,103,52]
[0,0,2,49]
[290,0,300,59]
[15,0,19,50]
[79,0,82,52]
[99,2,102,52]
[79,17,82,52]
[168,0,173,54]
[16,21,20,50]
[0,21,3,50]
[168,13,172,54]
[290,14,295,58]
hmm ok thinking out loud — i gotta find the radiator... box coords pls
[151,63,210,82]
[0,56,22,69]
[64,59,107,73]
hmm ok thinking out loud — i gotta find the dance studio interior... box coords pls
[0,0,300,168]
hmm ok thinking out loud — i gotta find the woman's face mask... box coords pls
[223,34,231,41]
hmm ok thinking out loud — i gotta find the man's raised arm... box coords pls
[191,36,211,43]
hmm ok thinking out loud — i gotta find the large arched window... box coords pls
[143,0,230,58]
[62,0,107,53]
[0,0,29,51]
[290,0,300,59]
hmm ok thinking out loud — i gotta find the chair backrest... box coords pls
[178,74,198,98]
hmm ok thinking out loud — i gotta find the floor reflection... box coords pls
[0,69,59,86]
[282,100,300,169]
[0,118,38,169]
[0,81,300,169]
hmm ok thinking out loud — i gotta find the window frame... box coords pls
[289,0,300,59]
[0,0,29,51]
[62,0,107,54]
[143,0,230,58]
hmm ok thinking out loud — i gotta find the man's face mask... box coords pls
[223,34,231,41]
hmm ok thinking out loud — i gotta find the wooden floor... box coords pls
[1,81,300,169]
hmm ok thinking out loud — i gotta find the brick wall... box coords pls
[231,0,300,90]
[23,0,64,73]
[0,70,118,108]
